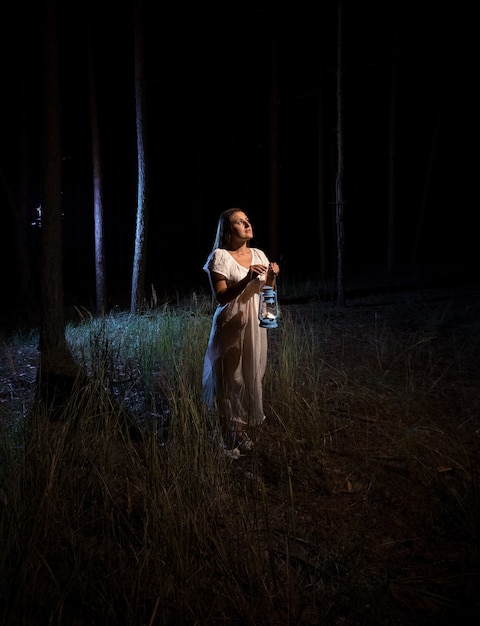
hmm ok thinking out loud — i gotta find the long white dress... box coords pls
[202,247,270,427]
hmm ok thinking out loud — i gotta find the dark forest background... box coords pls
[0,0,476,312]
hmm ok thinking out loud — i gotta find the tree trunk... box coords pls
[268,1,279,261]
[386,33,399,274]
[317,51,327,278]
[87,21,107,315]
[411,102,441,267]
[130,0,149,314]
[37,0,81,413]
[335,0,345,308]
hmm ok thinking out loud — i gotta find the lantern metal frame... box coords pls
[258,285,278,329]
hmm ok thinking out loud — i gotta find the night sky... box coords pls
[0,1,476,309]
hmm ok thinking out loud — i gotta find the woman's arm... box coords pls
[265,262,280,288]
[208,265,267,306]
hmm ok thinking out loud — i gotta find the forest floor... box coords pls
[1,274,480,624]
[269,279,480,623]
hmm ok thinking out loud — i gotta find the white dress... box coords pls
[202,247,270,427]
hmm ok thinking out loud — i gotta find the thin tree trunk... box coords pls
[317,51,327,277]
[87,22,107,315]
[38,0,80,411]
[131,0,149,313]
[411,102,441,266]
[268,1,279,261]
[387,33,399,274]
[335,0,345,308]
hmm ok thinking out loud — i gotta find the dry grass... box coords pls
[0,283,479,625]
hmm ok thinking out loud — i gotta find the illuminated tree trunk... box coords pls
[335,0,345,307]
[130,0,149,314]
[37,0,80,411]
[87,23,107,315]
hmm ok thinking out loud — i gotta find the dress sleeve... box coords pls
[203,249,230,276]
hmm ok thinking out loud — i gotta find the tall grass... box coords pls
[1,292,479,625]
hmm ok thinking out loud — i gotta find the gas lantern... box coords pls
[258,285,278,329]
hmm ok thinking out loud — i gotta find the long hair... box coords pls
[211,208,249,251]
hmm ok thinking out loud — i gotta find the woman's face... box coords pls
[229,211,253,242]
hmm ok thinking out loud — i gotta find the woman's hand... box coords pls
[266,262,279,287]
[248,264,268,280]
[267,262,280,278]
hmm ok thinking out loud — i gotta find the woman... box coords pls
[202,208,280,458]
